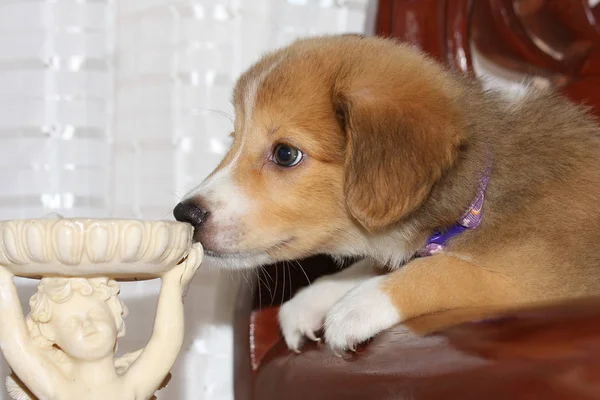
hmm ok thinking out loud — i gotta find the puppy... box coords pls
[173,35,600,353]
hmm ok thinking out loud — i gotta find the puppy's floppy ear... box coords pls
[337,87,463,232]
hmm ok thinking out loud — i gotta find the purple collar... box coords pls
[419,156,492,257]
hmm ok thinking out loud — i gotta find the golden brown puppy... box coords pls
[173,35,600,353]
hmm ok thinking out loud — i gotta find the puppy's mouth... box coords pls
[203,238,296,261]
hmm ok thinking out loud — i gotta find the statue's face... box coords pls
[44,293,118,361]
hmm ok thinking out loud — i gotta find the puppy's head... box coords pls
[174,35,465,269]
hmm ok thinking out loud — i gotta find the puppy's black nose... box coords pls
[173,201,208,227]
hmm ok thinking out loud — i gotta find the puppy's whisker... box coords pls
[291,259,311,287]
[195,107,234,123]
[273,263,279,302]
[281,262,288,306]
[239,269,251,292]
[257,267,274,305]
[288,263,293,301]
[226,269,236,287]
[262,266,275,285]
[254,268,262,310]
[259,267,276,305]
[168,191,183,201]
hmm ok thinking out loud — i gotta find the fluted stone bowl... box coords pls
[0,219,194,280]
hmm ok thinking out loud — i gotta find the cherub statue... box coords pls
[0,243,203,400]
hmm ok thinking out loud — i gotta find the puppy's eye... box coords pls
[273,144,303,167]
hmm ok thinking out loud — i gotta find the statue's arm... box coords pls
[0,268,61,398]
[125,244,203,397]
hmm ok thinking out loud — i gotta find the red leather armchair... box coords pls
[234,1,600,399]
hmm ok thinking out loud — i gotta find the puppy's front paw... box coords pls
[278,258,381,352]
[324,276,401,354]
[279,280,356,352]
[279,293,326,353]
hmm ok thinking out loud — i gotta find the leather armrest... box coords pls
[248,297,600,400]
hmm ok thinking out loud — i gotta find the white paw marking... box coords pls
[278,259,378,352]
[324,275,401,354]
[278,286,329,352]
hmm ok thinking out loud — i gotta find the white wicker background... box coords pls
[0,1,373,399]
[113,0,371,221]
[0,0,114,221]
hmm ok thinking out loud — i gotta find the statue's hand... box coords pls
[161,243,203,289]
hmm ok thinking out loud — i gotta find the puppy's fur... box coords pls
[181,35,600,352]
